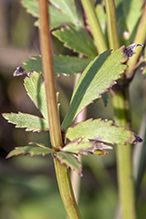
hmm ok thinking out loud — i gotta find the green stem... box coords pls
[38,0,63,151]
[105,0,119,50]
[38,1,81,218]
[105,0,136,218]
[81,0,107,53]
[125,3,146,78]
[111,86,136,219]
[54,159,81,219]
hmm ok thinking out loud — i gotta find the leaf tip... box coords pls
[133,134,143,144]
[123,43,144,59]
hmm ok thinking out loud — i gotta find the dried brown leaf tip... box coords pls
[124,43,144,59]
[13,66,25,76]
[133,134,143,144]
[13,66,32,77]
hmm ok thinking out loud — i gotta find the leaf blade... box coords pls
[3,112,49,131]
[50,0,82,27]
[62,46,128,130]
[54,152,82,175]
[6,145,54,158]
[22,0,82,29]
[62,138,112,155]
[22,55,92,76]
[52,26,97,58]
[24,72,48,120]
[66,119,142,146]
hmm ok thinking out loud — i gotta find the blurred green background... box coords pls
[0,0,146,218]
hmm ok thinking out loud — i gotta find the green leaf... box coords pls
[122,0,142,41]
[22,56,42,74]
[6,145,54,159]
[54,152,82,175]
[50,5,74,29]
[22,55,92,76]
[66,119,141,146]
[52,26,97,58]
[101,93,109,107]
[62,46,128,130]
[24,72,48,120]
[22,0,82,29]
[21,0,38,18]
[61,138,112,155]
[50,0,83,27]
[54,55,92,75]
[2,112,49,131]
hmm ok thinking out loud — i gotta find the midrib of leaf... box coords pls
[62,47,127,130]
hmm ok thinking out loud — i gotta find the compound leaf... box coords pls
[61,138,112,155]
[24,72,48,120]
[2,112,49,132]
[22,0,82,29]
[6,145,54,158]
[53,26,97,58]
[21,0,38,17]
[54,151,82,175]
[22,55,92,76]
[50,0,83,27]
[66,119,143,146]
[62,46,128,130]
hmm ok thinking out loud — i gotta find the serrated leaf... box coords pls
[50,0,83,27]
[53,26,97,58]
[66,119,141,146]
[29,142,50,148]
[61,138,112,155]
[50,5,74,29]
[24,72,48,120]
[62,46,128,130]
[22,0,82,29]
[54,55,92,75]
[2,112,49,131]
[22,56,42,74]
[22,55,92,76]
[54,152,82,175]
[21,0,38,18]
[6,145,54,159]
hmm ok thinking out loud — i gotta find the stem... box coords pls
[54,159,81,219]
[81,0,107,53]
[111,86,136,219]
[38,0,63,151]
[38,1,81,218]
[105,0,136,218]
[125,3,146,78]
[105,0,119,50]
